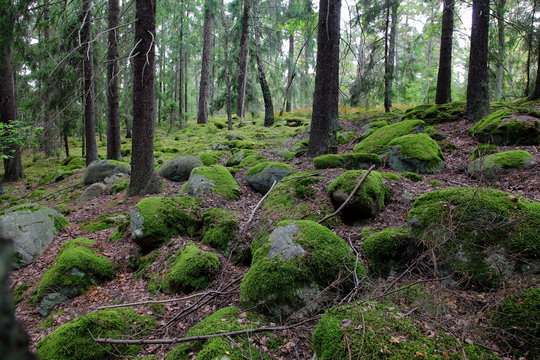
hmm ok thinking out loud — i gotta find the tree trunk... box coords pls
[254,26,274,127]
[384,0,398,113]
[494,0,506,101]
[285,31,294,112]
[528,31,540,100]
[184,57,188,114]
[466,0,490,122]
[525,2,537,96]
[197,0,215,124]
[82,0,98,166]
[107,0,122,160]
[350,34,364,107]
[42,1,56,157]
[177,7,185,126]
[64,131,70,157]
[307,0,341,157]
[220,0,233,130]
[435,0,454,104]
[236,0,251,120]
[127,0,161,196]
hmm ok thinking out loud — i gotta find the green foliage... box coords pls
[0,121,43,160]
[79,213,128,233]
[429,179,443,187]
[246,161,293,176]
[191,165,242,200]
[353,120,425,154]
[201,208,239,253]
[401,102,466,124]
[360,227,414,276]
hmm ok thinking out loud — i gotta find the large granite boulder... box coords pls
[83,160,130,185]
[468,150,536,180]
[245,162,294,194]
[470,109,540,145]
[185,165,241,200]
[157,155,204,182]
[79,183,107,201]
[387,133,445,174]
[353,120,425,154]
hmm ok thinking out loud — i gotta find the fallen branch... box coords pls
[318,165,375,224]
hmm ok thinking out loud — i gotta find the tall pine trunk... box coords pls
[435,0,454,104]
[42,1,56,157]
[177,6,185,126]
[128,0,161,196]
[307,0,341,157]
[528,31,540,100]
[197,0,215,124]
[254,18,274,127]
[384,1,398,113]
[285,31,294,112]
[494,0,506,101]
[82,0,98,166]
[236,0,250,120]
[107,0,121,160]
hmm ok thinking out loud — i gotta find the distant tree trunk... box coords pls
[63,131,70,157]
[466,0,490,122]
[220,0,233,130]
[236,0,251,120]
[435,0,454,104]
[528,32,540,100]
[350,34,364,107]
[82,0,98,166]
[128,0,161,196]
[197,0,215,124]
[307,0,341,157]
[494,0,506,101]
[384,0,398,112]
[184,58,188,114]
[254,27,274,127]
[42,1,56,157]
[525,2,537,96]
[107,0,121,160]
[285,31,294,112]
[177,7,185,126]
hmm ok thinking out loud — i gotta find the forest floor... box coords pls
[3,108,540,359]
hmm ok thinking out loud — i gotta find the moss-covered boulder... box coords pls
[470,109,540,145]
[36,307,155,360]
[130,196,202,249]
[401,101,466,124]
[327,170,392,224]
[245,162,294,194]
[157,155,204,182]
[35,238,115,316]
[201,208,239,254]
[360,227,418,277]
[79,182,107,201]
[240,220,365,318]
[0,203,69,268]
[186,165,241,200]
[492,287,539,358]
[467,150,536,179]
[408,187,540,288]
[312,301,497,360]
[387,133,445,173]
[165,243,221,293]
[313,153,382,170]
[82,159,130,185]
[470,144,499,160]
[353,120,425,154]
[80,212,129,233]
[165,307,269,360]
[226,149,259,166]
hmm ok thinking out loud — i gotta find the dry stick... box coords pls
[318,165,376,224]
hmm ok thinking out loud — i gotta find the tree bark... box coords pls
[285,31,294,112]
[466,0,490,122]
[128,0,161,196]
[307,0,341,157]
[177,7,185,126]
[494,0,506,101]
[107,0,122,160]
[220,0,234,130]
[254,25,274,127]
[197,0,215,124]
[384,0,398,113]
[236,0,251,120]
[42,0,56,157]
[528,31,540,100]
[82,0,98,166]
[435,0,454,104]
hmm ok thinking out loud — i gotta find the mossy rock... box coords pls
[313,153,382,170]
[240,220,365,318]
[165,307,270,360]
[312,301,497,360]
[223,140,257,149]
[186,165,241,200]
[246,162,294,194]
[471,144,500,160]
[467,150,536,180]
[157,155,204,182]
[327,170,392,225]
[353,120,425,154]
[131,196,202,249]
[283,116,308,127]
[79,212,128,233]
[201,208,239,254]
[401,101,466,124]
[36,307,155,360]
[408,187,540,288]
[83,160,130,185]
[360,119,391,135]
[401,172,423,182]
[291,140,309,157]
[39,164,80,184]
[361,227,419,277]
[388,133,445,173]
[237,153,266,167]
[165,243,221,293]
[492,287,540,358]
[470,109,540,145]
[225,149,258,166]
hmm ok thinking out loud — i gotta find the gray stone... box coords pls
[246,165,294,194]
[267,223,306,260]
[186,174,216,197]
[388,146,445,174]
[157,155,204,182]
[83,160,130,185]
[467,150,536,180]
[104,173,129,184]
[80,183,107,201]
[39,292,68,317]
[0,204,68,268]
[130,207,145,240]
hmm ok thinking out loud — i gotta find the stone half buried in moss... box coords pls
[467,150,536,180]
[82,159,130,185]
[165,306,270,360]
[327,170,392,225]
[353,119,425,154]
[470,109,540,145]
[313,153,382,170]
[408,187,540,288]
[387,133,445,174]
[225,149,258,166]
[312,301,498,360]
[245,162,294,194]
[240,220,365,319]
[401,101,466,124]
[36,307,155,360]
[201,207,239,254]
[157,155,204,182]
[130,196,202,249]
[185,165,242,200]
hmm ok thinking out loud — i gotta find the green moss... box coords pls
[360,227,414,276]
[201,208,239,253]
[80,213,128,233]
[199,151,223,166]
[246,161,293,176]
[470,109,513,134]
[165,243,221,293]
[12,281,32,304]
[226,149,258,166]
[492,287,540,358]
[191,165,242,200]
[381,172,401,181]
[36,308,155,360]
[438,141,458,153]
[313,153,382,170]
[110,181,128,194]
[110,219,129,242]
[353,120,425,154]
[313,301,497,360]
[470,109,540,145]
[60,237,96,250]
[388,133,445,171]
[429,179,443,187]
[402,172,423,182]
[224,140,257,149]
[130,250,159,277]
[471,144,500,160]
[237,153,265,167]
[478,150,534,168]
[402,101,466,124]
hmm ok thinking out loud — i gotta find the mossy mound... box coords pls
[327,170,392,224]
[360,227,418,277]
[226,149,258,166]
[165,307,269,360]
[312,301,497,360]
[186,165,241,200]
[408,187,540,288]
[313,153,382,170]
[131,196,202,249]
[401,101,466,124]
[83,159,131,185]
[470,109,540,145]
[39,164,81,185]
[291,140,309,157]
[283,116,308,127]
[240,220,365,318]
[165,243,221,293]
[387,133,445,173]
[467,150,536,179]
[471,144,499,160]
[199,151,224,166]
[201,208,239,254]
[36,308,155,360]
[492,287,540,358]
[402,172,423,181]
[353,120,425,154]
[246,162,294,194]
[79,212,128,233]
